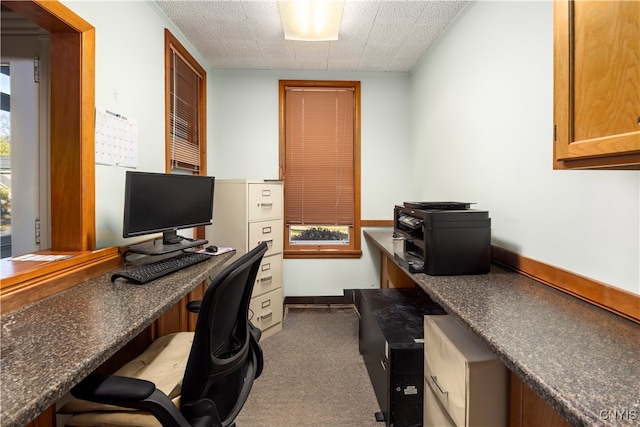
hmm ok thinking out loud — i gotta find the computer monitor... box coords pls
[122,171,215,250]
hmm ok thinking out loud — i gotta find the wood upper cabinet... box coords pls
[553,0,640,169]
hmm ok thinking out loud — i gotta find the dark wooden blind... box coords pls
[169,47,202,172]
[284,87,355,225]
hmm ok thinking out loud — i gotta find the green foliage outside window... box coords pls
[0,136,9,156]
[290,226,349,243]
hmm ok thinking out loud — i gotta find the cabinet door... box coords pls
[553,0,640,169]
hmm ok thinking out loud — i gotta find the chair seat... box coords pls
[64,242,269,427]
[60,332,193,425]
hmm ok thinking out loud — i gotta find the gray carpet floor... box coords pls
[235,307,383,427]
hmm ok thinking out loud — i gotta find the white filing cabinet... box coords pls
[207,179,284,339]
[423,315,508,427]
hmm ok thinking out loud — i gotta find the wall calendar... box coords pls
[95,107,138,168]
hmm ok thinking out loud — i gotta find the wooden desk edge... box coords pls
[1,247,122,315]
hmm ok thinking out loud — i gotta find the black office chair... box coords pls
[66,242,269,427]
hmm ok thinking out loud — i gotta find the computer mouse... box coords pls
[205,245,218,253]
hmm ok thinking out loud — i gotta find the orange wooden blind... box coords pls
[284,87,355,225]
[169,47,201,172]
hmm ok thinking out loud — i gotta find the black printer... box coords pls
[393,202,491,275]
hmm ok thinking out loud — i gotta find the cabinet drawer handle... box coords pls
[259,275,273,283]
[430,375,448,396]
[259,202,273,207]
[259,311,273,320]
[259,239,273,247]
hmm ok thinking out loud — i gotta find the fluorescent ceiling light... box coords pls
[279,0,344,41]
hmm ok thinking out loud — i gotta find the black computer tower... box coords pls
[354,288,446,427]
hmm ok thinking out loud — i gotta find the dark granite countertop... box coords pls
[0,251,234,427]
[364,229,640,427]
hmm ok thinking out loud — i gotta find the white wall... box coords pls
[410,1,640,294]
[208,70,413,295]
[60,0,639,297]
[61,1,206,248]
[59,1,412,296]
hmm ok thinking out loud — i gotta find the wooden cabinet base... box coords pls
[381,253,414,288]
[25,405,55,427]
[510,372,570,427]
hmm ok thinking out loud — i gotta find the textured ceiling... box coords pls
[154,0,470,72]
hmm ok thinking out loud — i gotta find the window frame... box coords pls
[164,29,206,175]
[279,80,361,259]
[3,0,96,252]
[0,1,123,315]
[164,30,207,241]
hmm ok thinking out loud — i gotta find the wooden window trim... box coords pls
[164,29,206,175]
[279,80,361,259]
[4,0,96,251]
[164,29,207,241]
[0,1,122,316]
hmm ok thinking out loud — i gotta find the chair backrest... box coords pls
[180,242,268,426]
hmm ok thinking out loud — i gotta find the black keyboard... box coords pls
[111,251,211,285]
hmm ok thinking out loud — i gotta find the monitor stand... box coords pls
[128,235,208,256]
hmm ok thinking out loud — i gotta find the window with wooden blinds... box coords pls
[279,80,361,258]
[165,30,206,173]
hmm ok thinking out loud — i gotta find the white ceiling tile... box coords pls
[156,1,203,18]
[339,1,379,42]
[154,0,471,72]
[373,1,426,23]
[393,42,429,63]
[417,1,468,24]
[341,0,380,23]
[403,23,446,47]
[198,1,248,20]
[212,19,262,41]
[241,1,281,19]
[329,41,366,60]
[366,19,412,45]
[385,59,417,72]
[170,16,214,42]
[361,44,398,60]
[358,62,388,72]
[328,60,362,71]
[199,41,229,59]
[259,40,295,57]
[359,44,397,71]
[248,21,284,42]
[293,41,330,60]
[263,58,295,70]
[291,59,329,70]
[213,57,268,70]
[221,40,262,58]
